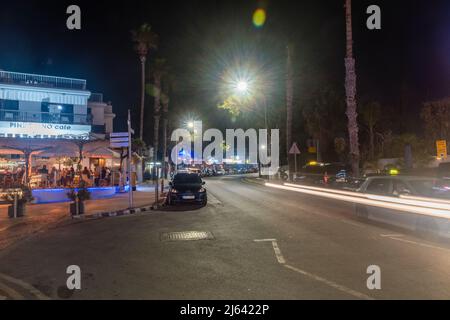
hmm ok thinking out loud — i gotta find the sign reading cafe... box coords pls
[0,121,91,139]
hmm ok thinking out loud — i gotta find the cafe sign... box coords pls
[0,121,91,139]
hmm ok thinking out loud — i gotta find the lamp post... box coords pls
[232,79,270,178]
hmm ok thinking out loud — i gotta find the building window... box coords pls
[1,99,19,110]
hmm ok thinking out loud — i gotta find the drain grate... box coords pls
[160,231,214,241]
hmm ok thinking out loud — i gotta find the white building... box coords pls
[0,70,114,139]
[0,70,119,179]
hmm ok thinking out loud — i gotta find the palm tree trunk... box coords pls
[369,126,375,160]
[344,0,360,177]
[139,56,146,141]
[153,114,160,179]
[162,117,168,177]
[153,75,162,168]
[286,45,294,167]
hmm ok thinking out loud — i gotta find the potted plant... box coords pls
[67,182,91,216]
[2,185,34,218]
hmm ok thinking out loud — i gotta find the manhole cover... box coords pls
[160,231,214,241]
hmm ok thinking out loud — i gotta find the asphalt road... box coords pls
[1,174,450,299]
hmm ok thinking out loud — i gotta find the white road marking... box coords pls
[254,239,286,264]
[283,264,374,300]
[386,237,450,253]
[0,281,24,300]
[207,192,222,205]
[254,238,373,300]
[380,234,404,237]
[0,273,50,300]
[271,240,286,264]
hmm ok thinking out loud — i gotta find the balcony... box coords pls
[0,70,87,91]
[0,109,92,125]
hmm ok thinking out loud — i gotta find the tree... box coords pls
[161,71,174,181]
[421,97,450,143]
[302,86,346,161]
[286,44,294,166]
[131,23,158,141]
[146,58,168,168]
[118,138,146,171]
[344,0,360,176]
[361,101,381,160]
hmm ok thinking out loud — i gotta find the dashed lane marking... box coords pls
[0,273,50,300]
[254,239,286,264]
[254,238,374,300]
[283,264,374,300]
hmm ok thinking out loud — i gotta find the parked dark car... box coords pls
[167,173,207,206]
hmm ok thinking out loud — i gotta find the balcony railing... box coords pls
[0,70,87,91]
[0,109,92,125]
[89,93,104,103]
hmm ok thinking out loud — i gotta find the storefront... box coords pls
[0,137,123,203]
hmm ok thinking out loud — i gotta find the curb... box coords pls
[242,177,267,186]
[71,197,167,221]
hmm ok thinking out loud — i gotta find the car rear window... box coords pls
[174,173,202,184]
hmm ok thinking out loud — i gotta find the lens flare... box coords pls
[253,9,266,28]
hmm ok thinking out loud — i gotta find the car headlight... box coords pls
[171,189,178,194]
[199,188,206,193]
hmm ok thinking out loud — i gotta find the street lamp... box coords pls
[236,80,249,93]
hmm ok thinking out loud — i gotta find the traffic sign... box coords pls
[110,132,129,137]
[436,140,447,159]
[289,142,301,155]
[110,132,129,148]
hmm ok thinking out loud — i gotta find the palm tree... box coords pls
[147,58,168,169]
[361,101,381,160]
[286,44,294,167]
[131,23,158,141]
[161,72,174,181]
[344,0,360,176]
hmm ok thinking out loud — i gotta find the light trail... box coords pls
[265,183,450,220]
[283,182,450,211]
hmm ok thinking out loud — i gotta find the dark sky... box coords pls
[1,0,450,137]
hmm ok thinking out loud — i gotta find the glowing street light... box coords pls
[236,80,249,93]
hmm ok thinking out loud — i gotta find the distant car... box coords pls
[215,168,226,175]
[356,175,450,238]
[294,162,350,186]
[167,172,207,206]
[438,162,450,179]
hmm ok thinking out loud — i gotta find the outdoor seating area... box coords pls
[0,138,132,203]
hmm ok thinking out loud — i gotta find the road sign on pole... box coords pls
[289,142,301,155]
[289,142,301,178]
[436,140,447,159]
[110,132,129,148]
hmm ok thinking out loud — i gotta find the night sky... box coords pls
[1,0,450,140]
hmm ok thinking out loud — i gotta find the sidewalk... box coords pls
[0,184,165,251]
